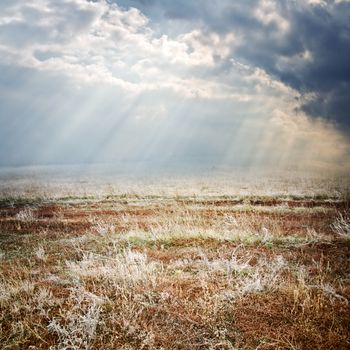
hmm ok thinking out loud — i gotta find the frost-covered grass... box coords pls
[332,213,350,238]
[0,179,349,349]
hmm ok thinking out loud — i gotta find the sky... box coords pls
[0,0,349,174]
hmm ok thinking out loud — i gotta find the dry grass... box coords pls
[0,179,349,349]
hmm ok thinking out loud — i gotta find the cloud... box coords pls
[0,0,244,99]
[117,0,350,131]
[0,0,349,173]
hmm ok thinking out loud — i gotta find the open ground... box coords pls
[0,175,349,349]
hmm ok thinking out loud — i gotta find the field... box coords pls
[0,175,349,349]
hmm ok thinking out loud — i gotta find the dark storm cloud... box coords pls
[117,0,350,131]
[260,1,350,131]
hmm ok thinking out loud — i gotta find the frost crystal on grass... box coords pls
[15,208,36,222]
[332,213,350,237]
[48,289,102,350]
[67,249,160,287]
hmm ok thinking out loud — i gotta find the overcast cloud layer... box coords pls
[0,0,349,173]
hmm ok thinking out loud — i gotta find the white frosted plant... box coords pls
[331,213,350,237]
[34,245,47,262]
[94,222,114,236]
[171,248,288,298]
[15,207,36,222]
[238,255,287,294]
[66,249,160,288]
[48,289,102,350]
